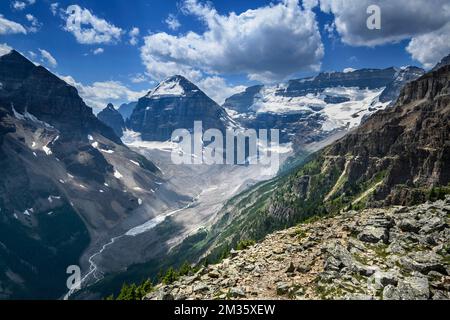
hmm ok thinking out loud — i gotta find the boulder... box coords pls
[193,283,209,293]
[358,226,387,244]
[384,277,430,300]
[276,282,290,295]
[229,287,246,298]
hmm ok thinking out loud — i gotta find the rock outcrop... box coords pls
[97,103,125,137]
[145,197,450,300]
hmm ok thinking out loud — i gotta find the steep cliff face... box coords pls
[379,67,425,102]
[0,51,168,299]
[97,103,126,137]
[323,64,450,207]
[128,75,234,141]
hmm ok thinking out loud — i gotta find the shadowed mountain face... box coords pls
[0,51,168,299]
[223,85,264,114]
[97,103,126,137]
[118,101,138,121]
[0,51,120,144]
[127,75,234,141]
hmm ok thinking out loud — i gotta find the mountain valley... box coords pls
[0,48,448,301]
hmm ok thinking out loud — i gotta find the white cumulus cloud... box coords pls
[50,3,60,16]
[11,0,36,11]
[63,5,123,44]
[59,75,147,112]
[312,0,450,68]
[407,22,450,69]
[92,47,104,55]
[38,49,58,68]
[165,14,181,31]
[197,76,246,105]
[317,0,450,47]
[129,27,140,46]
[140,0,324,83]
[0,43,13,57]
[130,73,148,84]
[26,14,42,33]
[0,14,27,35]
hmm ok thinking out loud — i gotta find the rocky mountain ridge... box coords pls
[145,197,449,300]
[223,67,425,148]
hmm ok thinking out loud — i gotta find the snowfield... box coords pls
[239,85,390,132]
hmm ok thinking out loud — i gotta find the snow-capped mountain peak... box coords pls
[146,75,199,99]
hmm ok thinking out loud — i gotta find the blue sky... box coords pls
[1,0,449,111]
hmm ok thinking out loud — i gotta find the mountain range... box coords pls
[98,55,449,300]
[0,47,448,300]
[191,58,450,271]
[99,66,425,156]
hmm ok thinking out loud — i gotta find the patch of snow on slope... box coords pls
[47,195,61,203]
[100,149,114,154]
[42,145,53,155]
[343,68,356,73]
[90,139,114,154]
[23,208,33,216]
[248,85,388,131]
[130,160,140,166]
[122,129,177,151]
[114,170,123,179]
